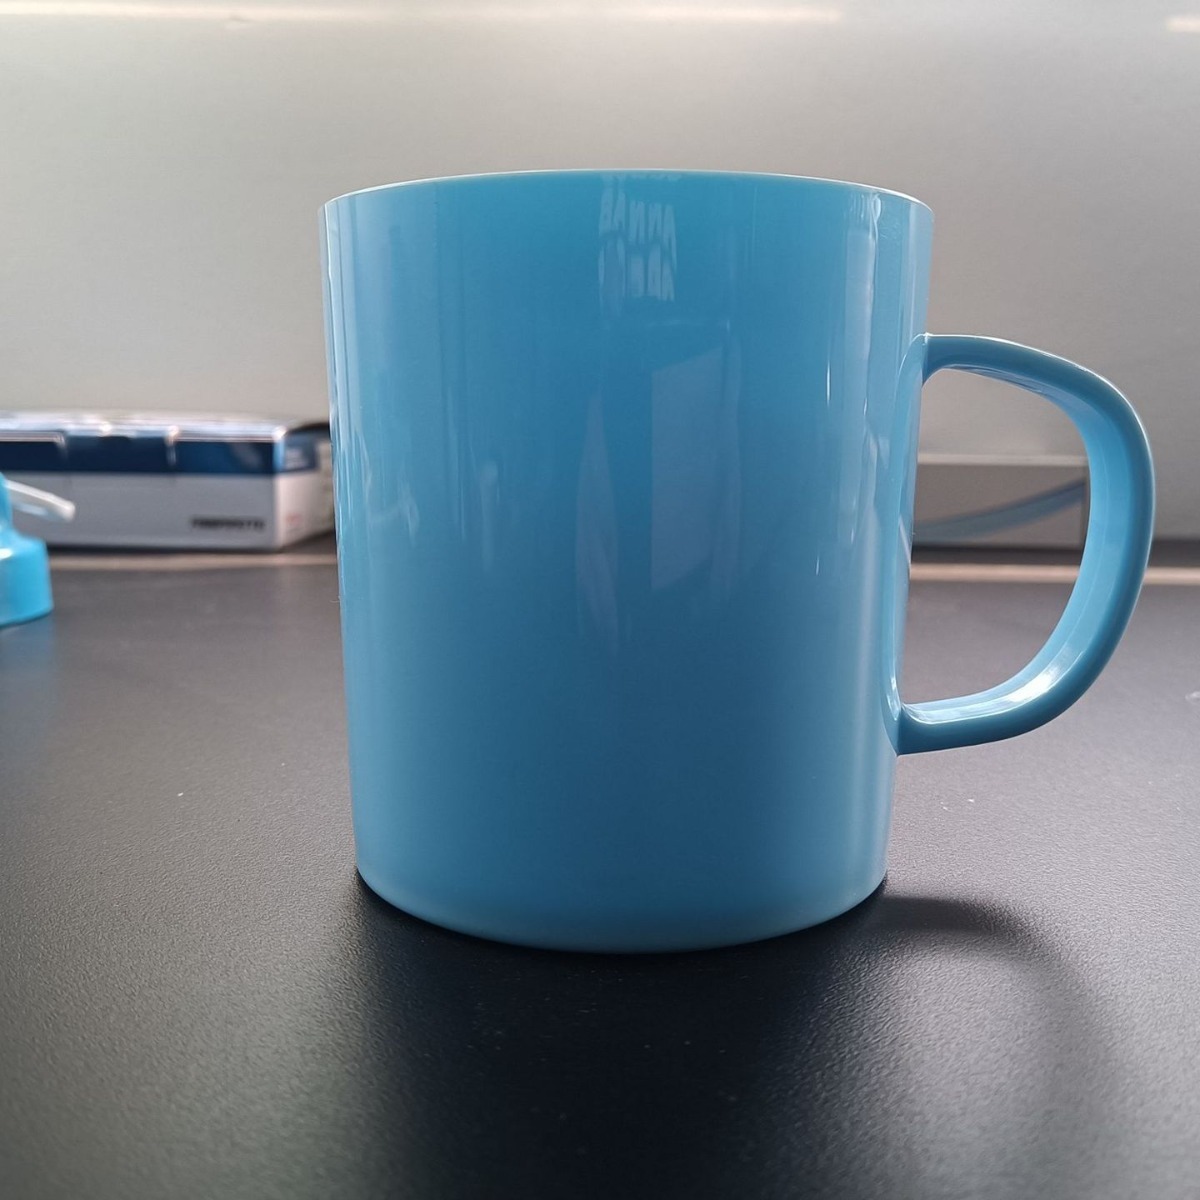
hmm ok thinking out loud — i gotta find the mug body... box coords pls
[323,171,933,951]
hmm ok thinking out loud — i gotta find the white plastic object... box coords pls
[6,479,76,522]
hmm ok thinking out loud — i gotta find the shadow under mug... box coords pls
[312,884,1117,1200]
[321,171,1153,952]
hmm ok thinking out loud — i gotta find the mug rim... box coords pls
[323,169,932,215]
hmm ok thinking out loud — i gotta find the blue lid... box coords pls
[0,474,72,627]
[0,412,330,476]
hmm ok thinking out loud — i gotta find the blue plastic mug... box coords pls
[322,172,1153,952]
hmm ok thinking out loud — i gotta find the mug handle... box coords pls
[898,334,1155,754]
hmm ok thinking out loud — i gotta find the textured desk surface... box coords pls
[1,556,1198,1199]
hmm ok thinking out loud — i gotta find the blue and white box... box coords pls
[0,413,333,550]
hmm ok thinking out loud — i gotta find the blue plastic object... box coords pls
[0,475,65,627]
[322,171,1154,952]
[901,337,1154,751]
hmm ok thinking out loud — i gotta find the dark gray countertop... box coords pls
[2,560,1198,1199]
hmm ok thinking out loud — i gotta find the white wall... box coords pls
[2,0,1198,534]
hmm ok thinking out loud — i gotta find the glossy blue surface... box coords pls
[902,337,1154,752]
[322,172,1153,952]
[0,475,54,628]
